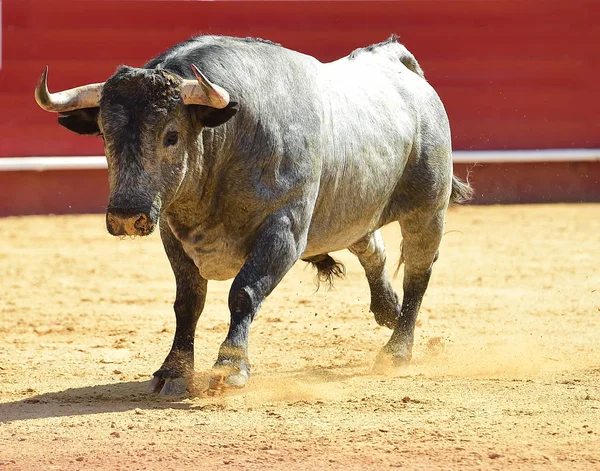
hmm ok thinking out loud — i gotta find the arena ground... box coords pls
[0,204,599,470]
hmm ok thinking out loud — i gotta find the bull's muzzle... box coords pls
[106,209,155,236]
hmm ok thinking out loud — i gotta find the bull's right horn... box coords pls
[35,66,104,113]
[180,64,230,109]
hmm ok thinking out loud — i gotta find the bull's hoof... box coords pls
[371,296,400,330]
[148,366,191,396]
[149,352,194,396]
[373,342,412,374]
[373,310,399,330]
[209,360,250,391]
[148,375,188,396]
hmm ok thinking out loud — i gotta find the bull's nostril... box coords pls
[106,213,122,234]
[134,214,148,231]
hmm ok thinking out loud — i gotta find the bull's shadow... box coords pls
[0,363,370,424]
[0,380,182,424]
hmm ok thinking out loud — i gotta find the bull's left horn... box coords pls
[180,64,230,109]
[35,66,104,113]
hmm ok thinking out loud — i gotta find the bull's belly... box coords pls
[176,216,379,281]
[170,189,393,280]
[302,204,388,257]
[302,232,366,258]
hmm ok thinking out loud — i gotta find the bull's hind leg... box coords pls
[376,208,445,368]
[349,231,400,329]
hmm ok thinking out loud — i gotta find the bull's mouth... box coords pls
[106,209,157,237]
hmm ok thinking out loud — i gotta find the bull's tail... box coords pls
[398,49,425,79]
[450,174,474,204]
[303,254,346,291]
[386,35,425,79]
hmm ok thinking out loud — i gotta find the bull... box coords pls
[35,35,472,395]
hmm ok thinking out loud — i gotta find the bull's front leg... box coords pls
[148,222,208,395]
[212,211,307,389]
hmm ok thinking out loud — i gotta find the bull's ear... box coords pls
[194,101,238,128]
[57,108,100,135]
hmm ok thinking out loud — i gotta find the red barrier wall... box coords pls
[0,1,599,214]
[2,0,599,156]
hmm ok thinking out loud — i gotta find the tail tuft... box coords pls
[303,254,346,290]
[450,174,474,204]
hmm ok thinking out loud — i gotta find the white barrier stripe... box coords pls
[453,149,600,163]
[0,149,598,171]
[0,156,108,171]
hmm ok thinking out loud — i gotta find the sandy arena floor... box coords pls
[0,204,599,470]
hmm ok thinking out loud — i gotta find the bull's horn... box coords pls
[180,64,230,109]
[35,66,103,113]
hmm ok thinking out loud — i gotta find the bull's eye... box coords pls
[164,131,179,147]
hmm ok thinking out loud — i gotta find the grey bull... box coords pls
[35,35,472,394]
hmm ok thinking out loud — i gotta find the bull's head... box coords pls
[35,65,237,236]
